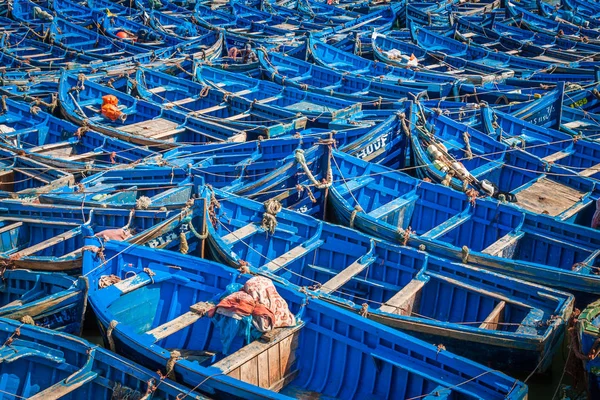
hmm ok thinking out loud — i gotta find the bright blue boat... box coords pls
[83,239,528,399]
[0,317,210,399]
[0,201,196,271]
[0,270,87,334]
[0,97,158,174]
[199,186,573,373]
[326,150,600,301]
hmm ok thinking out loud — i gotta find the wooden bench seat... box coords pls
[146,302,212,342]
[368,194,416,219]
[481,231,525,258]
[379,278,427,315]
[262,240,323,272]
[0,222,23,235]
[221,223,261,245]
[10,227,81,259]
[479,301,505,330]
[579,163,600,177]
[320,257,373,294]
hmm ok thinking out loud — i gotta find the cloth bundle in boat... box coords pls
[208,277,296,354]
[95,228,132,241]
[209,277,296,332]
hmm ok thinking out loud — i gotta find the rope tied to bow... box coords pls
[262,198,282,234]
[349,205,363,228]
[463,132,473,160]
[294,149,332,189]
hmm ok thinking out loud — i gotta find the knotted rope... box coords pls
[262,198,282,234]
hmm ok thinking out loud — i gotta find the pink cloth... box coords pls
[243,276,296,329]
[207,290,275,329]
[95,228,132,241]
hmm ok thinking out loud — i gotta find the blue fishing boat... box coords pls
[83,239,529,399]
[0,148,74,200]
[0,317,210,399]
[411,102,596,221]
[199,186,573,373]
[307,35,459,98]
[327,150,600,301]
[256,49,426,107]
[0,270,87,334]
[577,300,600,398]
[0,201,197,271]
[11,0,55,26]
[0,97,158,174]
[58,71,245,147]
[0,32,98,70]
[133,67,309,136]
[39,167,195,209]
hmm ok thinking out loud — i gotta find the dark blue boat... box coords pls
[0,317,210,399]
[83,239,529,399]
[0,270,87,334]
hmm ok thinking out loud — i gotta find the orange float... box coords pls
[100,95,123,122]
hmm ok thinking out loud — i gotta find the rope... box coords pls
[20,315,34,325]
[106,320,118,352]
[99,274,121,288]
[179,232,189,254]
[261,198,282,234]
[294,149,332,189]
[349,205,363,228]
[462,132,473,160]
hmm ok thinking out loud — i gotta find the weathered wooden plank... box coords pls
[579,163,600,177]
[222,223,260,245]
[213,323,304,375]
[543,151,571,163]
[28,371,98,400]
[11,228,80,258]
[267,344,281,386]
[257,351,270,388]
[481,232,524,257]
[515,178,585,216]
[320,258,369,294]
[146,302,212,342]
[0,222,23,235]
[120,118,180,138]
[269,369,299,392]
[240,357,259,386]
[367,196,412,219]
[379,279,426,315]
[263,244,319,272]
[479,301,505,330]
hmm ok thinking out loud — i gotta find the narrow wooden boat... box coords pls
[0,317,210,399]
[479,104,600,185]
[577,299,600,398]
[0,97,158,174]
[256,48,426,108]
[410,102,596,222]
[199,186,573,373]
[0,149,74,200]
[100,13,183,50]
[327,150,600,301]
[0,32,98,70]
[412,25,597,81]
[307,35,459,99]
[48,17,145,61]
[537,0,600,29]
[11,0,55,26]
[372,31,515,81]
[505,1,600,40]
[39,167,194,209]
[192,64,362,126]
[0,202,196,271]
[83,239,529,399]
[0,270,87,334]
[134,67,308,137]
[58,71,245,147]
